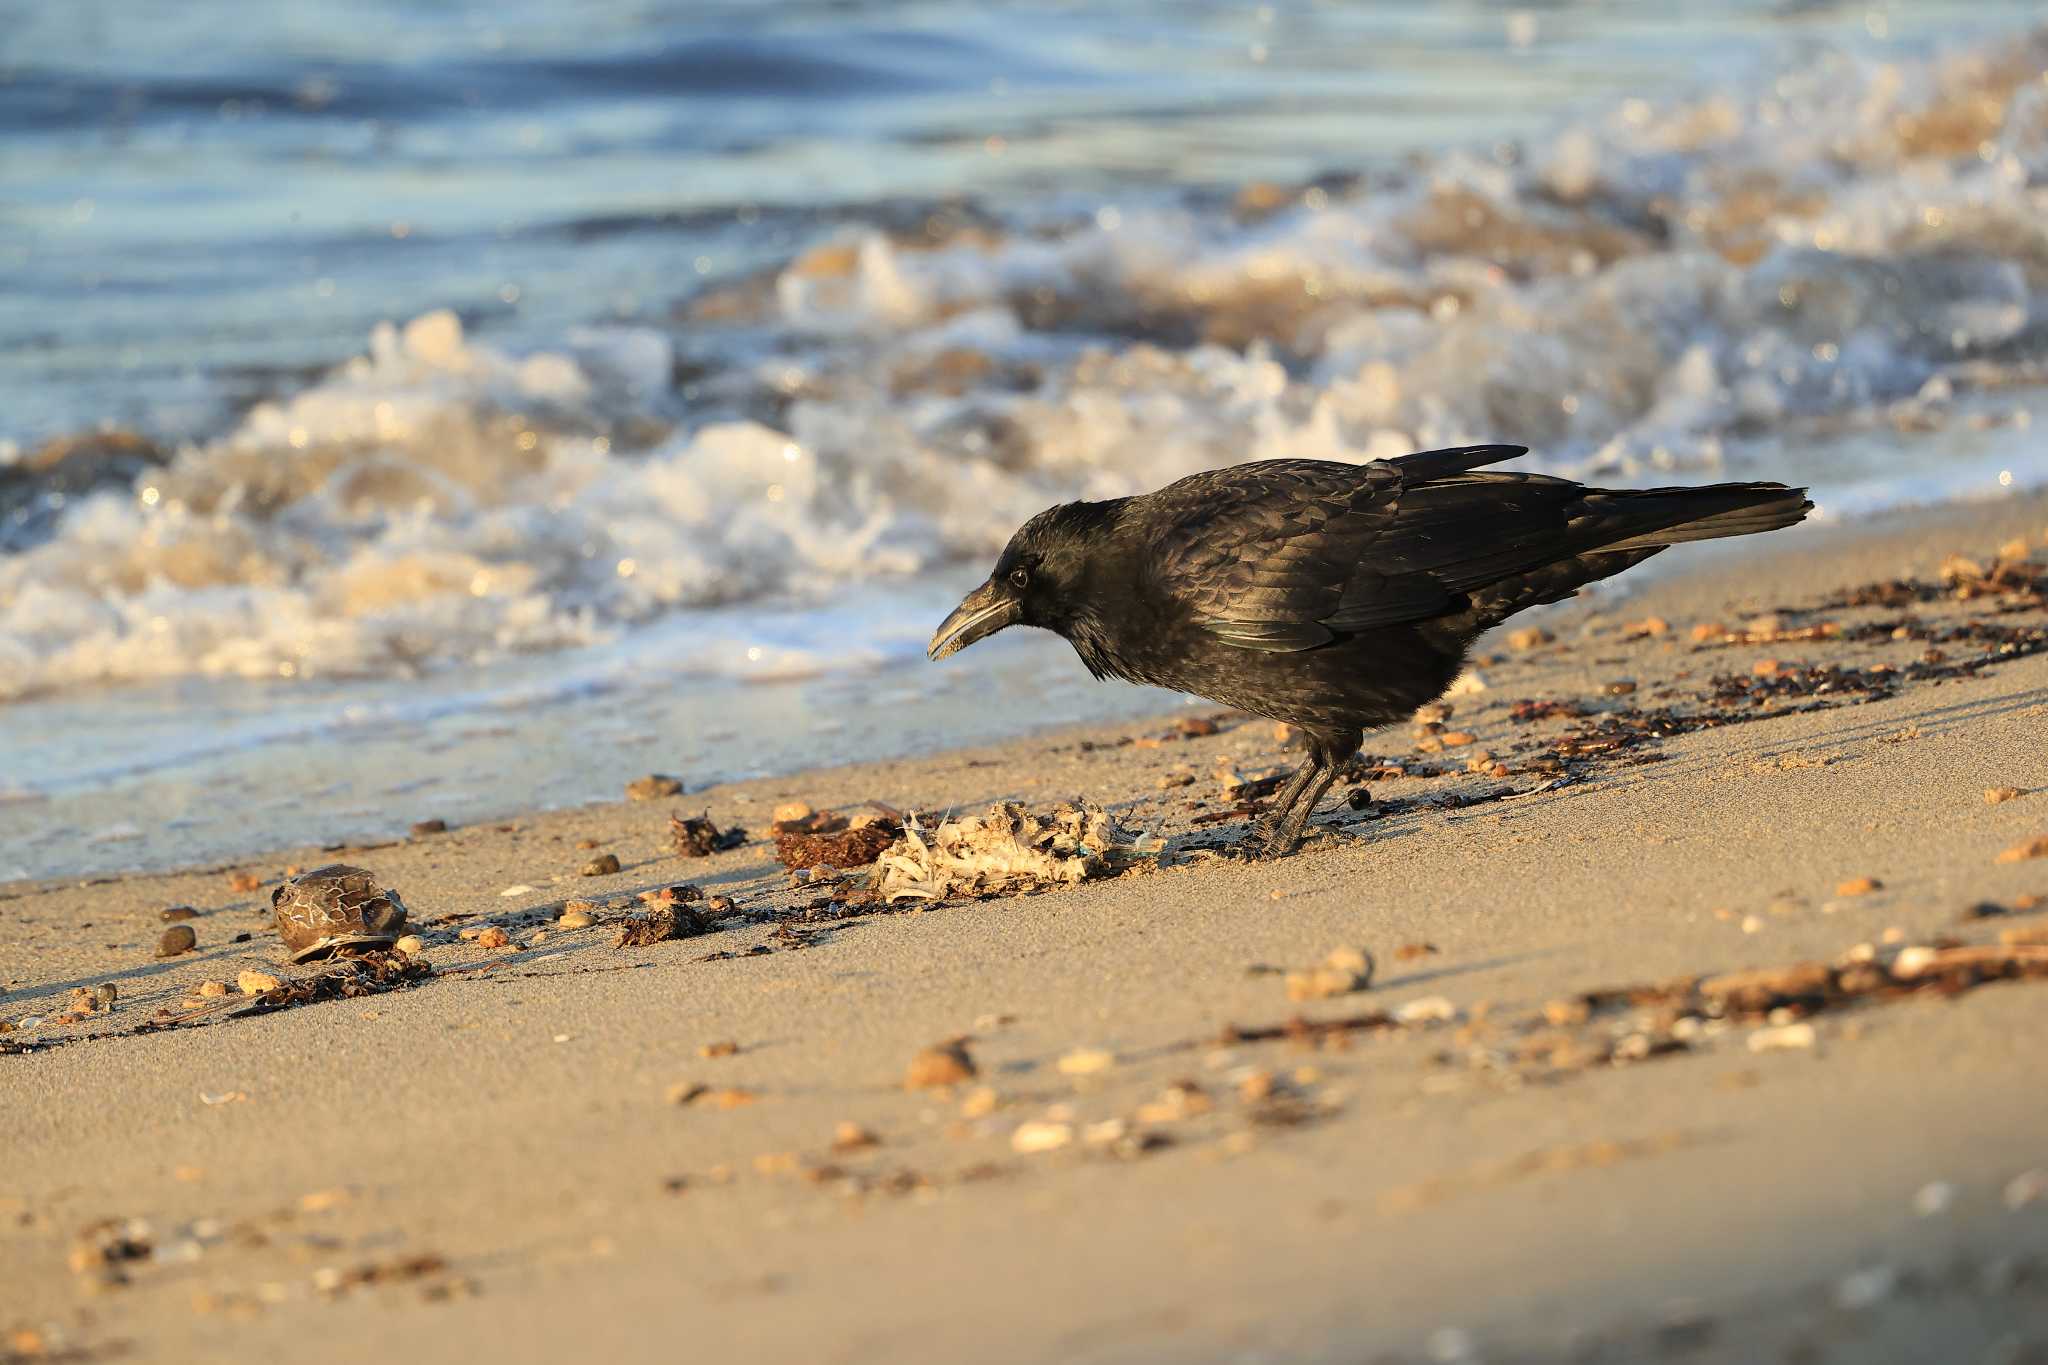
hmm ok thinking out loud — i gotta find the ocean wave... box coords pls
[5,25,2046,702]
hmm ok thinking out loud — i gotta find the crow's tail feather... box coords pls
[1585,482,1812,553]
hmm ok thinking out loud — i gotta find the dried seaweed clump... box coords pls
[776,819,899,872]
[871,801,1143,902]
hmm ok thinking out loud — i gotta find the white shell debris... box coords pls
[1746,1022,1816,1053]
[871,801,1143,901]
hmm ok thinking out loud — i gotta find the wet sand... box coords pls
[4,493,2048,1364]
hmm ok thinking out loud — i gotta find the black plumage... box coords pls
[929,444,1811,855]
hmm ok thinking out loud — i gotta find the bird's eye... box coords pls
[1008,566,1031,591]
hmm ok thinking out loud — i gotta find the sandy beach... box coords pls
[4,490,2046,1363]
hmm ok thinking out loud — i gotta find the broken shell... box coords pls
[1747,1022,1817,1052]
[270,865,408,963]
[904,1040,977,1089]
[237,970,282,996]
[156,925,197,958]
[580,853,622,877]
[475,926,511,950]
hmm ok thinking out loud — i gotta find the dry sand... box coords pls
[5,493,2048,1364]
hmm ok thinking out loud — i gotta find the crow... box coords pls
[928,444,1811,856]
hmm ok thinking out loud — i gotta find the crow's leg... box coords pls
[1248,728,1360,858]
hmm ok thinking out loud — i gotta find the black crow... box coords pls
[928,444,1811,856]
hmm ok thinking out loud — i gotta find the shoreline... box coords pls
[5,489,2047,1364]
[7,482,2040,894]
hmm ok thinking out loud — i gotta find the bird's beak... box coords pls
[927,579,1020,661]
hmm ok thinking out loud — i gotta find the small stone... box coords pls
[237,970,282,996]
[1994,834,2048,864]
[581,853,622,877]
[394,935,424,955]
[1752,658,1782,677]
[197,980,229,998]
[1602,679,1637,696]
[1395,942,1438,962]
[1747,1022,1816,1052]
[227,871,262,893]
[409,819,447,836]
[772,800,814,826]
[1158,770,1195,789]
[156,925,197,957]
[1394,995,1456,1025]
[160,906,198,922]
[1626,616,1669,638]
[905,1039,977,1089]
[1689,621,1727,642]
[1986,787,2023,804]
[1010,1120,1073,1154]
[699,1040,739,1059]
[1439,731,1476,747]
[1507,627,1553,651]
[626,774,684,801]
[475,926,511,949]
[1176,716,1219,738]
[959,1087,1000,1118]
[1445,668,1488,696]
[1056,1047,1115,1077]
[1836,876,1882,897]
[831,1121,880,1152]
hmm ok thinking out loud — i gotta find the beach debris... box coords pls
[2005,1169,2047,1210]
[1396,942,1440,962]
[237,970,282,995]
[155,925,197,958]
[668,1083,757,1109]
[1285,947,1376,1001]
[1625,616,1670,638]
[1986,787,2023,804]
[1995,835,2048,864]
[1011,1120,1073,1154]
[1506,627,1553,651]
[1746,1022,1817,1052]
[580,853,622,877]
[1835,1265,1898,1311]
[1134,1080,1213,1124]
[271,865,408,962]
[1836,876,1882,897]
[904,1038,977,1089]
[558,906,595,929]
[1395,995,1458,1025]
[627,774,684,801]
[670,812,746,857]
[1912,1181,1955,1216]
[67,1217,153,1288]
[776,819,897,872]
[409,818,447,836]
[160,906,198,922]
[197,980,229,997]
[394,935,424,955]
[870,801,1140,901]
[227,871,263,894]
[65,984,116,1017]
[613,902,703,948]
[699,1040,739,1059]
[474,927,510,950]
[1446,669,1489,696]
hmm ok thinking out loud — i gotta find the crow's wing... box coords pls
[1144,445,1599,652]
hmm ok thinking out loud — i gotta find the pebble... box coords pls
[1985,787,2022,804]
[959,1087,999,1118]
[394,935,424,954]
[237,970,281,996]
[1176,716,1219,737]
[156,926,197,957]
[1056,1047,1115,1077]
[904,1040,977,1089]
[1010,1120,1073,1154]
[2003,1169,2046,1210]
[1836,876,1882,897]
[1626,616,1670,637]
[580,853,622,877]
[1891,945,1938,978]
[772,800,814,825]
[1439,731,1476,747]
[1395,996,1456,1025]
[1689,621,1727,642]
[1602,679,1637,696]
[1751,658,1782,677]
[475,926,511,950]
[1157,770,1195,789]
[1747,1022,1816,1052]
[1912,1181,1955,1216]
[197,980,229,997]
[1445,669,1488,696]
[559,908,595,929]
[227,871,262,893]
[831,1121,880,1152]
[699,1040,739,1058]
[1506,627,1552,651]
[409,819,447,836]
[626,774,684,801]
[1994,834,2048,864]
[160,906,198,922]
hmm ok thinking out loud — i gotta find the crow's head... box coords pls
[927,500,1115,660]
